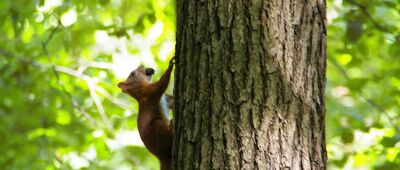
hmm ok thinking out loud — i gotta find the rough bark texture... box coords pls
[173,0,327,169]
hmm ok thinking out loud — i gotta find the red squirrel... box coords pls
[117,58,174,170]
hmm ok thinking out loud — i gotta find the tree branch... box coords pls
[328,58,399,132]
[344,0,392,33]
[54,65,114,130]
[0,48,98,125]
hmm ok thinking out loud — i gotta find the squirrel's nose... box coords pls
[117,82,126,88]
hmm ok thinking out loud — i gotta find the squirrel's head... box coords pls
[118,65,155,99]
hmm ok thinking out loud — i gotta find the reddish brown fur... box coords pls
[118,59,174,170]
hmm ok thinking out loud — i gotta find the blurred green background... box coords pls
[0,0,399,169]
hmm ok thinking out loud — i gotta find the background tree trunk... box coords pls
[173,0,327,169]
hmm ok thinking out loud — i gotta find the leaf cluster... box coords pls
[0,0,175,169]
[327,0,400,169]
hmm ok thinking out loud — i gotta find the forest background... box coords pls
[0,0,399,169]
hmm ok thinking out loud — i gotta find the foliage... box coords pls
[0,0,175,169]
[326,0,400,169]
[0,0,399,169]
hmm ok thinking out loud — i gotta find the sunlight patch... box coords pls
[106,131,144,151]
[37,0,63,12]
[147,20,164,43]
[61,10,77,27]
[66,152,89,169]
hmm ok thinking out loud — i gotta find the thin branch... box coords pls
[328,58,400,132]
[2,48,132,122]
[40,17,113,131]
[328,57,349,80]
[344,0,392,33]
[77,61,114,74]
[55,65,132,110]
[40,22,100,126]
[2,14,140,165]
[1,48,98,125]
[88,81,114,131]
[55,65,114,131]
[94,86,133,110]
[121,150,141,166]
[6,52,141,163]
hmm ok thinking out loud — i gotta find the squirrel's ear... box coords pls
[145,68,155,76]
[117,81,129,92]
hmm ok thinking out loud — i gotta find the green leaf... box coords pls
[346,78,368,90]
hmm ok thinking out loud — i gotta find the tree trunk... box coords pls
[173,0,327,169]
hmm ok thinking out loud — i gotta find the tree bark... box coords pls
[173,0,327,169]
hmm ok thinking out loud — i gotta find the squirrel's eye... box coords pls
[130,71,136,76]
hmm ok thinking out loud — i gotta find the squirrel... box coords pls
[117,58,174,170]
